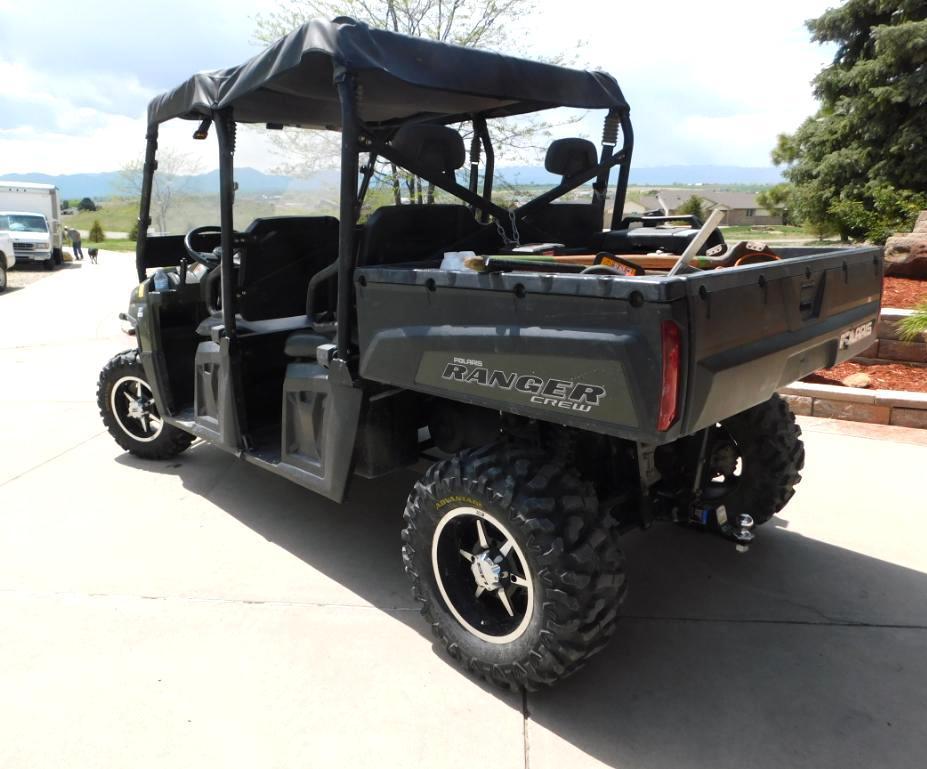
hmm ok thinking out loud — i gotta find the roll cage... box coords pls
[135,17,634,365]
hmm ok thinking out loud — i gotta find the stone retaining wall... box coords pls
[858,308,927,362]
[780,381,927,429]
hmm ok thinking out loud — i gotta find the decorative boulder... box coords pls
[884,210,927,278]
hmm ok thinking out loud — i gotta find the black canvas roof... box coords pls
[147,18,628,129]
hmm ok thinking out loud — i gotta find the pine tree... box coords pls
[773,1,927,242]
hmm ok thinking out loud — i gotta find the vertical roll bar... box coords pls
[215,110,237,337]
[135,127,158,281]
[609,111,634,230]
[474,118,493,224]
[336,75,360,360]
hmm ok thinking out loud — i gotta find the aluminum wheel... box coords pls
[431,506,534,644]
[702,425,744,500]
[109,375,164,443]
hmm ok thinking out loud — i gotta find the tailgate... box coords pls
[680,246,882,433]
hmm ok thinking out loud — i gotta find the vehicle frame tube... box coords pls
[336,75,360,360]
[135,127,158,281]
[215,110,237,337]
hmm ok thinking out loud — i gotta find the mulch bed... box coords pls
[804,360,927,393]
[883,276,927,309]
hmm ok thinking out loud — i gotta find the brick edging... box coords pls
[779,381,927,429]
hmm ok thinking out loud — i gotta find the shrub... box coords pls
[89,220,105,242]
[828,186,927,245]
[899,303,927,342]
[678,195,705,222]
[78,197,97,212]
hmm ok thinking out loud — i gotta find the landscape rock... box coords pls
[884,210,927,278]
[781,394,813,416]
[915,211,927,234]
[842,372,872,389]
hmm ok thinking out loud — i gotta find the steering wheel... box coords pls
[184,225,223,267]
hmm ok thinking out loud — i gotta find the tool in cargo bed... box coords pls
[463,254,589,273]
[666,208,727,276]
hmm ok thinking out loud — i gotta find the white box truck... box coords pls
[0,181,64,268]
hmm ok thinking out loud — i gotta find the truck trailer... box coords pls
[0,181,63,267]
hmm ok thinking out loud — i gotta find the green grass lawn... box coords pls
[720,224,814,240]
[63,199,139,232]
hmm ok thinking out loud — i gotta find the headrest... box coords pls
[391,125,465,175]
[545,138,597,177]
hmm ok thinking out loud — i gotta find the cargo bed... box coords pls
[356,246,882,445]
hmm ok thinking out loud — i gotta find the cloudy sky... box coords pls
[0,0,837,175]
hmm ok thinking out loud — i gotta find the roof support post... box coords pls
[135,127,158,281]
[335,75,359,361]
[609,111,634,230]
[215,109,237,337]
[474,118,493,224]
[593,110,620,226]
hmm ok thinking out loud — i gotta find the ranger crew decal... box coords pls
[442,358,605,413]
[414,351,637,427]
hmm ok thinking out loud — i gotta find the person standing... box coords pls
[67,227,84,260]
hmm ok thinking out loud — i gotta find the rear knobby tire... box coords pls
[707,393,805,525]
[402,443,627,691]
[97,349,194,460]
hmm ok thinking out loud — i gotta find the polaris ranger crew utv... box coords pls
[99,18,883,691]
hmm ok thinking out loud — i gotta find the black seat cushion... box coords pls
[238,216,339,321]
[357,204,480,267]
[545,138,597,177]
[284,332,332,358]
[195,314,314,337]
[390,125,465,175]
[518,203,601,247]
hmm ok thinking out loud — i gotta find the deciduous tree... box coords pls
[119,150,203,234]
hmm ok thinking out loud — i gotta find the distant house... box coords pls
[654,190,782,226]
[609,189,784,227]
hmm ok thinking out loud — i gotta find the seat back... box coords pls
[518,203,601,247]
[239,216,339,321]
[357,204,479,267]
[518,138,602,247]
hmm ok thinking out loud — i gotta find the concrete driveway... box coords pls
[1,253,925,769]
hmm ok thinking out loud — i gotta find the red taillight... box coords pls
[657,320,681,431]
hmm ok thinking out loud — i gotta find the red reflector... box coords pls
[657,321,681,431]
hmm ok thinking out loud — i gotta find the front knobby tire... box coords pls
[402,443,627,691]
[97,349,193,460]
[703,394,805,525]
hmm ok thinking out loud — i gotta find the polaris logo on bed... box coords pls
[839,321,874,350]
[442,358,606,413]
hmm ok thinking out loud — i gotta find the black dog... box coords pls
[88,248,98,265]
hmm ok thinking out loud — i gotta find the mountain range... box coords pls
[1,165,783,200]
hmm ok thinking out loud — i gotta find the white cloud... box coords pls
[0,0,838,174]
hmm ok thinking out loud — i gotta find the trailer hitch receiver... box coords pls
[689,504,755,552]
